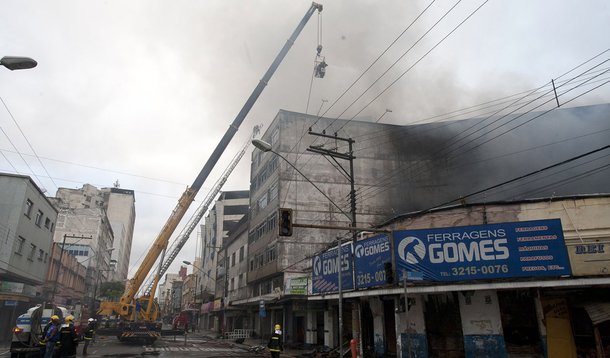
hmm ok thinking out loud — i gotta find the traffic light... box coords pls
[278,208,293,237]
[384,262,394,284]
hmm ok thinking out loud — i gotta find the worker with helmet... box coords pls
[82,318,96,355]
[267,323,283,358]
[58,315,79,357]
[42,315,61,358]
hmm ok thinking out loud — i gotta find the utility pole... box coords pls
[307,130,357,355]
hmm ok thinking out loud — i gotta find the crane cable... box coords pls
[305,11,324,114]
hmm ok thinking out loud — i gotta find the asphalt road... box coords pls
[0,334,268,358]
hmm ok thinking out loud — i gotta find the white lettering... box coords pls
[427,239,510,263]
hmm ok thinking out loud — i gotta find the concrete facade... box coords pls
[54,184,135,282]
[198,191,249,308]
[305,195,610,358]
[0,173,58,343]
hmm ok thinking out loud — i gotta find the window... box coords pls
[35,211,43,227]
[38,249,44,261]
[28,244,36,261]
[239,247,245,262]
[24,199,33,218]
[44,252,48,263]
[44,218,51,229]
[15,237,25,254]
[231,252,236,267]
[50,223,54,232]
[238,273,244,287]
[230,278,235,291]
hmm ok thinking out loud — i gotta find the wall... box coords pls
[458,290,507,358]
[0,174,57,286]
[397,294,428,358]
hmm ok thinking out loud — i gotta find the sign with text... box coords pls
[393,219,571,282]
[284,277,308,295]
[354,234,392,288]
[312,242,354,294]
[567,243,610,276]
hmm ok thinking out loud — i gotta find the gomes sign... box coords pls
[312,242,354,294]
[393,219,571,282]
[354,234,392,288]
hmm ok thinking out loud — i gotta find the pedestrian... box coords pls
[267,324,283,358]
[58,315,79,358]
[42,315,61,358]
[82,318,96,355]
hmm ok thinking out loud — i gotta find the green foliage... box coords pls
[99,281,125,300]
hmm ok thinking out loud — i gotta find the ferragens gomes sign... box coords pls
[393,219,571,282]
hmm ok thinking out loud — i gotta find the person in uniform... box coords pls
[58,316,79,358]
[42,315,61,358]
[267,324,283,358]
[82,318,96,355]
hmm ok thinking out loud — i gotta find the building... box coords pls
[54,184,135,282]
[41,242,87,306]
[198,190,249,330]
[234,103,610,346]
[222,216,251,333]
[50,206,114,310]
[158,273,180,322]
[0,173,58,343]
[308,195,610,357]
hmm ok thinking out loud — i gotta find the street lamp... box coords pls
[1,56,37,70]
[251,138,350,356]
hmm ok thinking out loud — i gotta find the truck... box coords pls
[10,304,69,358]
[96,2,323,344]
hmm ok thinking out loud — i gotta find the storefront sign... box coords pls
[353,234,392,288]
[393,219,571,282]
[567,243,610,276]
[312,242,354,294]
[284,277,308,295]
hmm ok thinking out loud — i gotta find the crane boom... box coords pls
[98,2,323,342]
[141,128,258,297]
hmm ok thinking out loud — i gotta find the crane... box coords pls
[140,126,260,300]
[97,2,323,343]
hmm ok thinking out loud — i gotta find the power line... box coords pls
[0,96,59,192]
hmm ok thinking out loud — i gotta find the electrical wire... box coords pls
[0,96,59,192]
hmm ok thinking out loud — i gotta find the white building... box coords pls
[0,173,58,343]
[54,184,135,282]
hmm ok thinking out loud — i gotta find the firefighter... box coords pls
[82,318,96,355]
[267,324,283,358]
[42,315,61,358]
[58,316,79,358]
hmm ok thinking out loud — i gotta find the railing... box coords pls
[224,329,252,339]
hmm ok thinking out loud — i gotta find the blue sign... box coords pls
[354,235,392,288]
[312,242,354,294]
[4,300,17,307]
[393,219,571,282]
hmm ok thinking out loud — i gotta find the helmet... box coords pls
[274,324,281,330]
[88,318,95,322]
[65,315,74,324]
[50,315,60,322]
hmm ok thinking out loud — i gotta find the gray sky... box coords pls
[1,0,609,281]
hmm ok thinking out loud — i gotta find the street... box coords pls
[0,333,273,358]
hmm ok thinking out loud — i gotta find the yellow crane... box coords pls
[97,2,323,343]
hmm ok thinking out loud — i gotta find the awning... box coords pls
[584,303,610,325]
